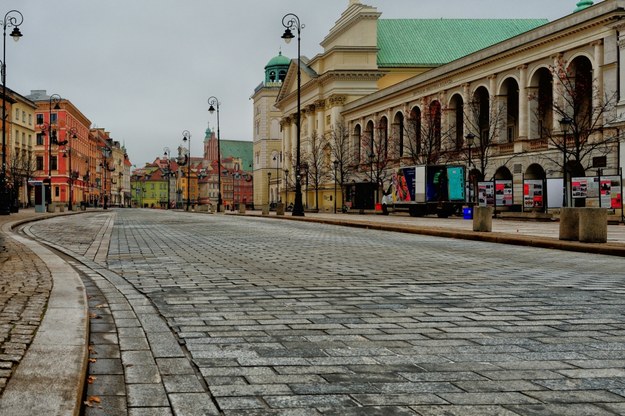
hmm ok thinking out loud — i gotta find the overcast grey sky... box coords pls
[4,0,581,167]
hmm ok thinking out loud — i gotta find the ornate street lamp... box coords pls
[559,116,573,207]
[333,160,339,213]
[163,147,172,209]
[282,13,305,216]
[0,10,24,215]
[64,127,77,210]
[207,96,222,212]
[182,130,192,211]
[42,94,62,207]
[273,153,281,202]
[465,132,476,204]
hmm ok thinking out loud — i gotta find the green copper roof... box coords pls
[377,19,548,67]
[265,51,291,69]
[220,140,253,172]
[574,0,594,12]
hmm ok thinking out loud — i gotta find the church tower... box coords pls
[251,51,291,208]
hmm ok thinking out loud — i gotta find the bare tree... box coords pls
[302,130,329,211]
[533,56,620,178]
[9,150,36,208]
[462,94,507,184]
[403,98,453,166]
[329,121,358,209]
[362,124,392,203]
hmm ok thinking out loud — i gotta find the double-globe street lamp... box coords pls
[0,10,24,215]
[43,94,63,207]
[182,130,192,211]
[207,96,222,212]
[281,13,305,216]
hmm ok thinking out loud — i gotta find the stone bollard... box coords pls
[209,204,215,214]
[238,203,246,214]
[472,206,493,232]
[59,205,65,212]
[579,208,608,243]
[262,204,270,216]
[276,203,285,216]
[47,203,55,213]
[559,207,581,241]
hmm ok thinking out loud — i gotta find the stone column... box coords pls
[518,65,529,141]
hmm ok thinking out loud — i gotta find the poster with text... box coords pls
[495,180,513,206]
[478,182,494,207]
[523,180,544,209]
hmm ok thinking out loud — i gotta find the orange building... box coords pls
[27,90,94,208]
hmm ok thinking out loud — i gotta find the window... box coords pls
[36,133,44,145]
[50,113,57,124]
[28,114,32,125]
[15,108,19,120]
[36,156,44,170]
[51,156,57,171]
[55,187,60,197]
[36,114,44,125]
[22,111,26,122]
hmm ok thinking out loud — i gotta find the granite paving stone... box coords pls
[22,210,625,414]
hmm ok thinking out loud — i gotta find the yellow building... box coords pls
[258,0,623,215]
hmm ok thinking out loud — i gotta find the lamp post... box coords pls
[207,96,222,212]
[333,160,339,213]
[65,127,77,210]
[100,145,115,210]
[273,153,280,202]
[465,132,476,204]
[45,94,62,207]
[284,169,289,207]
[182,130,192,211]
[163,147,171,209]
[282,13,305,217]
[559,116,573,207]
[267,171,271,206]
[0,10,23,216]
[368,152,375,207]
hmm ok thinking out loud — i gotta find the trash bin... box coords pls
[463,207,473,220]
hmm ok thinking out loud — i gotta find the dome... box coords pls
[265,51,290,69]
[574,0,594,12]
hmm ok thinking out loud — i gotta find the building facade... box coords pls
[259,0,624,215]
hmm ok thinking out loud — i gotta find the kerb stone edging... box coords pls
[0,220,88,416]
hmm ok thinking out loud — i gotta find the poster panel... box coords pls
[495,180,513,206]
[478,182,494,207]
[523,179,544,209]
[447,166,466,201]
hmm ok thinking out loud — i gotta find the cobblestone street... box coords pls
[24,209,625,415]
[0,218,52,398]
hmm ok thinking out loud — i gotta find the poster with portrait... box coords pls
[495,180,513,206]
[523,179,544,209]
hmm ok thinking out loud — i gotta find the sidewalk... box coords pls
[0,207,623,415]
[237,209,625,257]
[0,208,88,415]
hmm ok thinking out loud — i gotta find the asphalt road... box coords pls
[26,209,625,415]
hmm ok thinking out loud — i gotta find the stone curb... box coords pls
[0,216,89,416]
[250,214,625,257]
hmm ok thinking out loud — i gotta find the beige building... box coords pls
[258,0,624,215]
[8,90,37,207]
